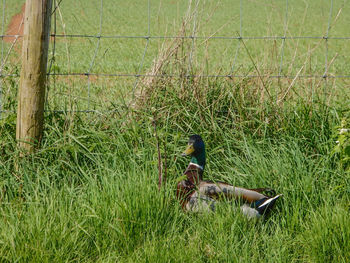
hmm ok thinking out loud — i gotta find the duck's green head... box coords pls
[182,135,206,169]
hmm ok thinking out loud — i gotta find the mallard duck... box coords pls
[177,135,282,218]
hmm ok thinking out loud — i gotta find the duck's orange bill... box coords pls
[182,144,195,156]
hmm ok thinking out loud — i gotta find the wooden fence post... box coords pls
[16,0,53,152]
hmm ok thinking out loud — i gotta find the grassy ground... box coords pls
[1,1,350,262]
[0,84,349,262]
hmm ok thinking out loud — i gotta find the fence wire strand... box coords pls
[47,72,350,79]
[3,34,350,41]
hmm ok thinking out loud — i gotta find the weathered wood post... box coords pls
[16,0,53,152]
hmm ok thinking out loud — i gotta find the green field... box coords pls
[1,1,350,262]
[2,0,350,111]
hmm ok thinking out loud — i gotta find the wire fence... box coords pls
[0,0,349,115]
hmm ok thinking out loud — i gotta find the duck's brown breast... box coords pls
[176,164,204,208]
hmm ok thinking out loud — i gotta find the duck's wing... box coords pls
[247,187,276,197]
[198,181,267,202]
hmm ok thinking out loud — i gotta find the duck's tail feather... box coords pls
[240,194,282,219]
[255,194,282,216]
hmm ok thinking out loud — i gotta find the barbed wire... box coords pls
[2,72,350,79]
[2,34,350,40]
[0,0,349,115]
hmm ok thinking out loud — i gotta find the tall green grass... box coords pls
[1,75,349,262]
[1,1,349,262]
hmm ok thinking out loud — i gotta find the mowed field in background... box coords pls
[0,1,349,262]
[1,0,350,111]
